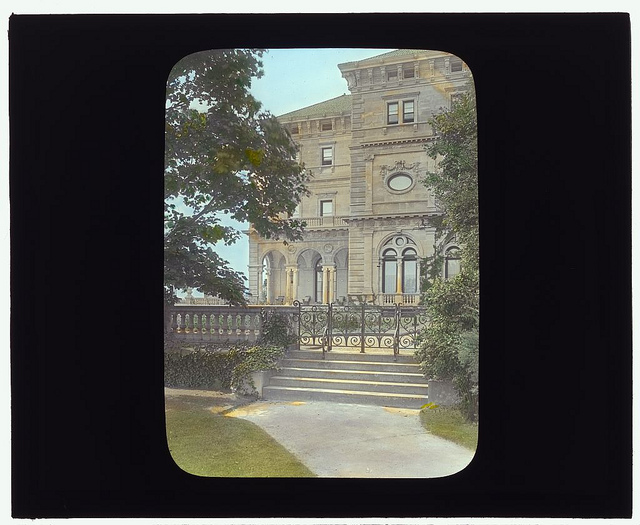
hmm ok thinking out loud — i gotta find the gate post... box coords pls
[393,304,401,361]
[293,300,301,351]
[327,302,333,352]
[360,301,366,353]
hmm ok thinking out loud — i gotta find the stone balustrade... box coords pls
[300,216,348,228]
[167,305,298,343]
[379,293,420,306]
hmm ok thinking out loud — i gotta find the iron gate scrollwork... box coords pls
[295,300,428,360]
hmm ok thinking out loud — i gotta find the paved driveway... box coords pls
[225,400,475,478]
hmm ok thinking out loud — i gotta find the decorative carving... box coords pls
[380,160,421,179]
[324,244,334,253]
[368,68,373,84]
[344,72,356,89]
[287,245,297,254]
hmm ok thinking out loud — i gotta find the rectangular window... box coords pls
[321,121,332,131]
[383,259,397,294]
[290,124,299,134]
[403,100,414,123]
[320,200,333,216]
[403,67,414,79]
[321,147,333,166]
[387,70,398,81]
[451,59,463,72]
[387,102,399,125]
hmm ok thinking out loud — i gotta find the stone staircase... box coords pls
[262,349,429,409]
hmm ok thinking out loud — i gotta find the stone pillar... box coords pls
[396,256,404,304]
[283,267,291,304]
[292,268,299,302]
[256,265,263,304]
[327,266,336,304]
[322,266,329,304]
[264,269,271,304]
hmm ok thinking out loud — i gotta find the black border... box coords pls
[10,13,632,518]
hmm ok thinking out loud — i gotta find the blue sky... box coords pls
[199,48,392,296]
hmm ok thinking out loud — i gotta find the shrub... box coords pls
[164,344,247,390]
[164,341,285,395]
[231,344,285,394]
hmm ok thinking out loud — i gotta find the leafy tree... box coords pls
[164,49,309,308]
[416,87,479,421]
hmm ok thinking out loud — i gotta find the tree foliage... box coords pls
[164,49,310,305]
[417,87,479,421]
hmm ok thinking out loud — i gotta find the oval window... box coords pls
[387,173,413,191]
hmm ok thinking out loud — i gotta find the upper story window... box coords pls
[451,58,463,72]
[387,70,398,81]
[444,247,461,279]
[290,123,299,135]
[320,200,333,217]
[387,102,399,125]
[403,67,415,79]
[321,120,332,131]
[403,101,414,123]
[321,146,333,166]
[387,100,415,125]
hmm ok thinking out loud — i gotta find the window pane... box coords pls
[321,147,332,165]
[388,173,413,191]
[403,101,414,123]
[403,68,414,78]
[451,60,463,72]
[383,259,397,293]
[403,259,417,293]
[320,200,333,216]
[446,258,461,279]
[387,103,398,124]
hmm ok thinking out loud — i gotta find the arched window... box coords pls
[382,249,397,293]
[445,247,461,279]
[402,248,418,293]
[380,236,421,296]
[314,259,323,303]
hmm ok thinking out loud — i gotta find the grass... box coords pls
[166,398,315,477]
[419,405,478,451]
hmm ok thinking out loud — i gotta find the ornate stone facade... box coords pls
[248,49,472,305]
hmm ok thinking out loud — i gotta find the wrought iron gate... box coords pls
[294,300,428,360]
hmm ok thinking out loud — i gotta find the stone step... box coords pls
[288,349,417,363]
[278,366,427,384]
[262,385,428,409]
[269,375,429,395]
[280,358,420,374]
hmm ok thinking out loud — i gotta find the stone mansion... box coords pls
[247,49,472,306]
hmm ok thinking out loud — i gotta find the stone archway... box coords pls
[261,250,287,304]
[297,249,323,303]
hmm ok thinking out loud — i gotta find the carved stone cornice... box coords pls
[361,136,435,148]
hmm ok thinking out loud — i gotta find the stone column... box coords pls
[257,266,263,304]
[292,268,299,302]
[284,267,292,304]
[327,266,336,304]
[396,256,404,304]
[264,269,271,304]
[322,266,329,304]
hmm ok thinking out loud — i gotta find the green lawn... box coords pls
[166,398,315,477]
[419,405,478,451]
